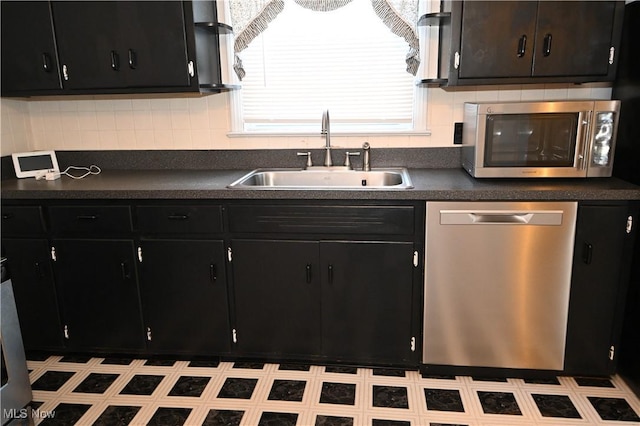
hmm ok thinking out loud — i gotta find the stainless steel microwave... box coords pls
[461,100,620,178]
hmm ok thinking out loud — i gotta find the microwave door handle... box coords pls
[576,111,591,171]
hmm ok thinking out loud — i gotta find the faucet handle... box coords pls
[297,151,313,168]
[344,151,360,169]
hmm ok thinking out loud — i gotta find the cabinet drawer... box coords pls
[1,206,45,235]
[136,205,223,234]
[49,206,132,234]
[229,205,415,235]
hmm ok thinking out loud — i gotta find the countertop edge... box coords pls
[2,168,639,202]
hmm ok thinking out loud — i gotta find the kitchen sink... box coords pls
[227,168,413,190]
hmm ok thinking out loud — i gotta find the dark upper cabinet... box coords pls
[51,1,190,90]
[422,1,625,86]
[1,1,235,96]
[0,1,62,94]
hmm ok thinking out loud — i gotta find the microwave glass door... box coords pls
[484,113,579,167]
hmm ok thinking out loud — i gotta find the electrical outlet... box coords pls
[454,122,463,145]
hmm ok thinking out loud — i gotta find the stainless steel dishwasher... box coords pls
[423,201,577,370]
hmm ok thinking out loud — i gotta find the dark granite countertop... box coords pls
[2,168,639,201]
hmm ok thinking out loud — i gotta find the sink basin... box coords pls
[228,168,413,190]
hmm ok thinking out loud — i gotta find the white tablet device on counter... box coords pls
[11,150,60,179]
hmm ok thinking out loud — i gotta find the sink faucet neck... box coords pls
[321,110,332,166]
[362,142,371,171]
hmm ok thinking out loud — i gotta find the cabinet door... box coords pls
[52,2,123,89]
[565,205,630,375]
[117,1,190,87]
[139,239,230,355]
[53,239,145,352]
[458,1,537,79]
[321,241,415,364]
[1,1,62,93]
[2,239,64,350]
[533,2,617,77]
[51,1,190,89]
[231,240,321,358]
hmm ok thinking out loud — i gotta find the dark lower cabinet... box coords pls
[321,241,415,364]
[2,239,64,351]
[52,239,145,352]
[230,238,418,365]
[138,239,231,355]
[564,203,637,375]
[231,239,322,358]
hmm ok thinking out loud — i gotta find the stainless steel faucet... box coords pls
[362,142,371,171]
[321,110,332,167]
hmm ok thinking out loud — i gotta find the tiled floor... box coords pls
[25,354,640,425]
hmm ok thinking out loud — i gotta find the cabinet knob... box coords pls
[582,242,593,265]
[306,264,312,283]
[42,53,52,72]
[543,34,553,57]
[210,263,217,283]
[517,35,527,58]
[110,50,120,71]
[128,49,137,69]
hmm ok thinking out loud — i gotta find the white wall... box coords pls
[0,83,612,157]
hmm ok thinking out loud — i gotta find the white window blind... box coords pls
[236,0,418,133]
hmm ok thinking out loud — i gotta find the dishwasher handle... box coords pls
[440,210,564,226]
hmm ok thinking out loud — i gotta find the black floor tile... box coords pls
[532,394,581,419]
[147,407,192,426]
[429,423,468,426]
[258,411,298,426]
[477,391,522,415]
[168,376,210,397]
[73,373,119,394]
[217,378,258,399]
[279,363,311,371]
[372,420,410,426]
[144,359,176,367]
[32,371,75,391]
[325,366,358,374]
[319,382,356,405]
[188,360,220,368]
[101,357,133,365]
[472,376,508,382]
[424,388,465,412]
[575,377,615,388]
[202,409,244,426]
[119,374,164,395]
[524,377,561,385]
[92,405,141,426]
[39,403,91,425]
[373,368,406,377]
[315,414,354,426]
[373,385,409,409]
[232,361,264,369]
[26,352,51,361]
[421,374,457,380]
[60,355,92,363]
[268,379,306,401]
[588,396,640,422]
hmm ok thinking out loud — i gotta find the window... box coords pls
[231,0,425,134]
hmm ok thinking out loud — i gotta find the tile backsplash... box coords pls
[0,84,612,157]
